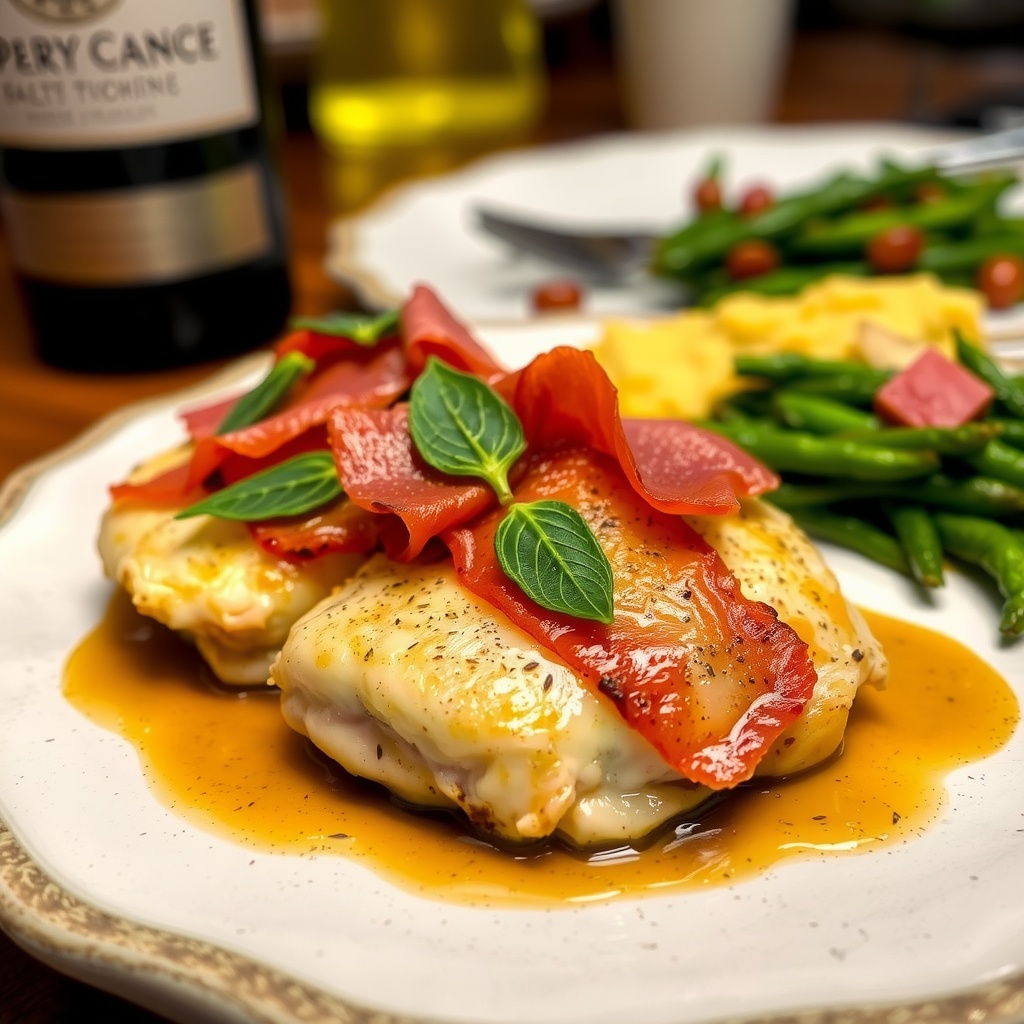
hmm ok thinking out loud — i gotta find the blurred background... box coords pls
[262,0,1024,137]
[248,0,1024,221]
[245,0,1024,310]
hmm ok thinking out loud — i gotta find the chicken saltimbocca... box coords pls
[102,285,886,847]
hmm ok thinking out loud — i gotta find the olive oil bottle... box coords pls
[310,0,544,151]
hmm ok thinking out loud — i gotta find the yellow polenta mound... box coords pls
[592,273,984,420]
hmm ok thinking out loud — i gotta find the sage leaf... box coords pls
[175,452,341,521]
[408,357,525,504]
[494,500,614,624]
[217,351,315,434]
[290,309,400,346]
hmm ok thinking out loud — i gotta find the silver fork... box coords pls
[473,125,1024,283]
[474,206,657,283]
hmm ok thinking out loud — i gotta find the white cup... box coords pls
[612,0,796,130]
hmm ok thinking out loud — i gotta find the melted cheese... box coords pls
[271,499,885,846]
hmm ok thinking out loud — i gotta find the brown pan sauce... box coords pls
[64,592,1018,908]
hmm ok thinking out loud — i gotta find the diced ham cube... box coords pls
[873,347,994,428]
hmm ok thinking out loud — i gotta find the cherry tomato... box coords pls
[725,240,780,281]
[977,253,1024,310]
[865,224,924,274]
[532,278,584,313]
[914,182,947,204]
[738,184,774,217]
[693,176,722,214]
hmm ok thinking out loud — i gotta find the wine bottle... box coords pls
[0,0,292,372]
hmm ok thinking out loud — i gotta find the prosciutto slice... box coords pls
[497,346,777,515]
[444,448,816,788]
[401,283,505,381]
[328,405,493,561]
[323,345,780,558]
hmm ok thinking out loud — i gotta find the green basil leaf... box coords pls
[494,500,614,624]
[408,356,526,504]
[175,452,341,522]
[289,309,400,346]
[217,351,315,434]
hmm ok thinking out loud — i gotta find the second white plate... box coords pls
[326,123,1024,344]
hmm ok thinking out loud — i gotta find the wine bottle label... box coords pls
[0,0,258,148]
[0,162,271,284]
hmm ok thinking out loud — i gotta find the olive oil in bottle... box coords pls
[310,0,544,151]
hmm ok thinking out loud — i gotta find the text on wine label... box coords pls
[0,23,219,75]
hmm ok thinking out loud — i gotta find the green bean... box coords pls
[713,390,774,420]
[767,475,1024,517]
[704,420,938,480]
[976,209,1024,232]
[967,438,1024,488]
[655,155,1021,303]
[878,474,1024,516]
[781,373,886,407]
[934,513,1024,636]
[654,215,742,279]
[919,235,1024,275]
[655,176,866,278]
[655,163,940,279]
[734,352,890,384]
[772,391,879,433]
[730,354,892,411]
[838,421,1002,455]
[788,179,1015,259]
[886,473,1024,515]
[884,502,945,587]
[781,506,911,577]
[992,418,1024,450]
[954,331,1024,418]
[875,156,948,198]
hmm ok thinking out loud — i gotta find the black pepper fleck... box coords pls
[598,675,625,703]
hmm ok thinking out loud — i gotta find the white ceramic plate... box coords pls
[1,319,1023,1024]
[326,124,1024,349]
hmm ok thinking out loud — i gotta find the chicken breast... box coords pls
[98,446,367,686]
[270,498,886,846]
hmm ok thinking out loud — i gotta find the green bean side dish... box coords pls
[699,335,1024,638]
[654,155,1024,309]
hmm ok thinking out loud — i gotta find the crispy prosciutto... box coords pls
[444,448,815,788]
[497,345,778,516]
[327,347,777,559]
[328,404,494,561]
[248,497,380,561]
[321,341,809,787]
[103,282,886,839]
[400,283,506,380]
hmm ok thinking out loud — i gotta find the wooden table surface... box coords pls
[0,15,1009,1023]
